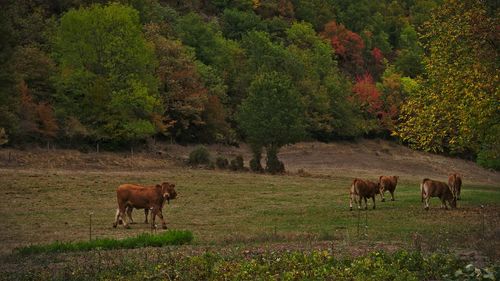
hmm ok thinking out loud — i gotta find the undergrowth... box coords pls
[6,249,499,281]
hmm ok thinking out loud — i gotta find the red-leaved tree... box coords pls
[352,73,382,116]
[18,80,58,141]
[322,21,365,76]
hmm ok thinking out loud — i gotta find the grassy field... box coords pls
[0,166,498,259]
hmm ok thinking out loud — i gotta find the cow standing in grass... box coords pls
[420,178,456,210]
[350,179,380,211]
[448,173,462,200]
[113,182,177,229]
[379,175,398,202]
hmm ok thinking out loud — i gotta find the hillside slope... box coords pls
[1,139,498,186]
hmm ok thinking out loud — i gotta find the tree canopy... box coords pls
[0,0,497,169]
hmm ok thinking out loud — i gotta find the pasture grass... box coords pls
[0,167,498,259]
[16,230,193,255]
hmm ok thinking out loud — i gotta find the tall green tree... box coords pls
[221,8,266,40]
[53,3,158,144]
[175,12,246,122]
[238,72,305,173]
[292,0,336,31]
[394,24,424,78]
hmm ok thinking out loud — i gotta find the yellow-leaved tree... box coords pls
[395,0,499,168]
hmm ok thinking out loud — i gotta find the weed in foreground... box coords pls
[7,249,499,281]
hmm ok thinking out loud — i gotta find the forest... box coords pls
[0,0,498,169]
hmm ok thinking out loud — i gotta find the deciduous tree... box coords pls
[395,0,499,168]
[53,3,158,143]
[238,72,305,173]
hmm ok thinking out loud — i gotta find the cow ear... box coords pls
[155,184,161,188]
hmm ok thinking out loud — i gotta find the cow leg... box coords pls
[357,195,362,210]
[156,210,168,229]
[150,208,159,229]
[349,193,353,211]
[363,197,368,210]
[113,209,120,228]
[390,191,395,201]
[126,206,135,224]
[380,190,385,202]
[144,208,149,224]
[441,198,448,210]
[424,197,430,210]
[372,196,376,209]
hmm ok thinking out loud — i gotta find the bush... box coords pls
[250,145,263,172]
[476,123,499,170]
[215,156,229,169]
[477,149,500,170]
[266,150,284,174]
[230,155,244,171]
[0,128,8,146]
[188,145,210,166]
[250,158,263,172]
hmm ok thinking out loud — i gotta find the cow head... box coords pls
[447,184,457,208]
[158,182,177,204]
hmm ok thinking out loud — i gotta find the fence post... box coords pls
[89,212,93,241]
[481,205,485,239]
[364,208,368,239]
[357,207,360,239]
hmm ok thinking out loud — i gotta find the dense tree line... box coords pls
[0,0,497,169]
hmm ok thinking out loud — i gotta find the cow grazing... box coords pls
[113,182,177,229]
[379,175,399,202]
[420,178,456,210]
[448,173,462,200]
[349,179,380,211]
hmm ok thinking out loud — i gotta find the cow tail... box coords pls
[420,180,425,202]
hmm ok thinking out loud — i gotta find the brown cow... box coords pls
[448,173,462,200]
[113,182,177,229]
[349,179,380,211]
[379,175,398,202]
[420,178,456,210]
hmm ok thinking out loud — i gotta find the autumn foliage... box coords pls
[0,0,497,168]
[18,80,58,140]
[322,21,365,75]
[352,73,382,116]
